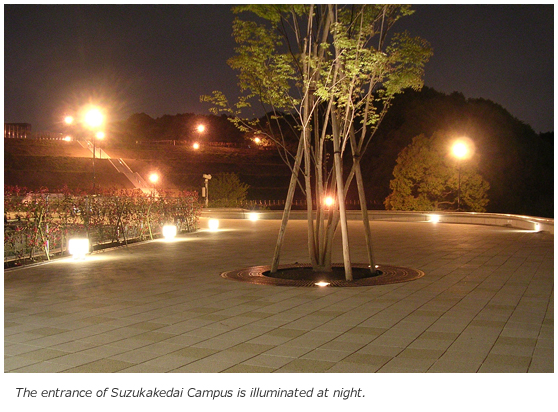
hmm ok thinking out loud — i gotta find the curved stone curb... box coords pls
[221,263,425,287]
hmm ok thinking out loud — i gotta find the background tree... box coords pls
[385,132,490,212]
[209,173,249,207]
[203,4,431,280]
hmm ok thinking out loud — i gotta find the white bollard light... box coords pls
[162,225,177,240]
[69,238,89,259]
[248,212,259,221]
[208,219,220,231]
[429,214,441,223]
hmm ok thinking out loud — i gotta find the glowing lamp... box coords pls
[162,225,177,240]
[315,281,330,287]
[324,196,335,207]
[84,108,104,129]
[193,142,200,150]
[452,141,468,159]
[429,214,441,223]
[248,212,259,221]
[208,219,220,231]
[64,116,74,125]
[149,173,159,183]
[69,238,89,259]
[64,136,72,142]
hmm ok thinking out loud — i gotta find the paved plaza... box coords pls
[4,217,554,373]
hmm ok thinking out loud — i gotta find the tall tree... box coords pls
[203,5,431,280]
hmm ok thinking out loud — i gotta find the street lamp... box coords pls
[196,124,205,143]
[149,173,159,184]
[84,107,105,191]
[451,140,469,211]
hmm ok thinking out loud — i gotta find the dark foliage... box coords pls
[361,87,553,217]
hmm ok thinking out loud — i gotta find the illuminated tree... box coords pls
[209,173,249,207]
[203,5,431,279]
[385,132,490,212]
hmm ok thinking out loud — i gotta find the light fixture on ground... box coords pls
[429,214,441,223]
[315,281,330,287]
[162,225,177,240]
[248,212,259,221]
[69,238,89,259]
[208,219,219,231]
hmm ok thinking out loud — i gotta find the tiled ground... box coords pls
[4,218,554,373]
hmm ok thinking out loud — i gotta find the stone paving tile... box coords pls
[61,359,135,373]
[4,219,553,374]
[275,358,337,373]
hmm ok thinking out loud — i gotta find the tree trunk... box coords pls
[349,129,376,273]
[331,113,353,281]
[270,136,305,273]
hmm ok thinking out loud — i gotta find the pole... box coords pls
[93,137,96,192]
[457,161,461,211]
[205,179,209,207]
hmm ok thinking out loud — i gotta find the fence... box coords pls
[220,199,382,210]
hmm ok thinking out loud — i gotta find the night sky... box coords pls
[3,4,554,134]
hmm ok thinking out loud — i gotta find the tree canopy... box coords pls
[203,4,432,279]
[385,132,490,212]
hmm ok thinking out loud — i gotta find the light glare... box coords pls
[429,214,441,223]
[315,281,330,287]
[84,108,104,128]
[208,219,220,231]
[248,212,259,221]
[452,141,468,159]
[69,238,89,259]
[162,225,177,240]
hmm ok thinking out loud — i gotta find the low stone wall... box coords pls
[201,209,554,234]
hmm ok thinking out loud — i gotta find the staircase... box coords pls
[77,140,153,193]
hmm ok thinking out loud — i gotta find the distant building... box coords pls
[4,123,31,139]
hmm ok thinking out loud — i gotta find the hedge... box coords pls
[4,185,202,264]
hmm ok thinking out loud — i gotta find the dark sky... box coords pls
[3,4,554,134]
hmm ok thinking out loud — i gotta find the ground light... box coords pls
[69,238,89,259]
[248,212,259,221]
[162,225,177,240]
[314,281,330,287]
[429,214,441,223]
[208,219,220,231]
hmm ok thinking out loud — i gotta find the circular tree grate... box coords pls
[221,263,424,287]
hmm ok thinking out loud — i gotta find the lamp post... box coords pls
[451,141,469,211]
[197,124,205,135]
[203,174,211,207]
[84,107,105,191]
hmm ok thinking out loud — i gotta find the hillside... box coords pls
[3,139,292,200]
